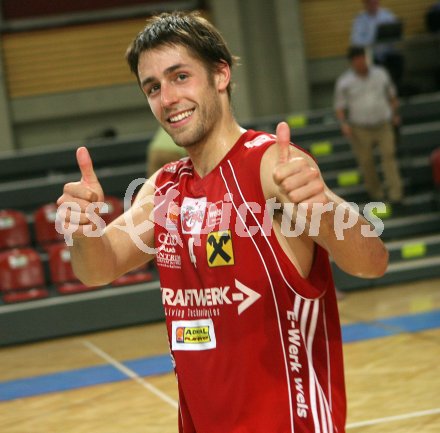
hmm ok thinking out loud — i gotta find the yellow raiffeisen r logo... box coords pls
[172,319,217,351]
[206,230,234,267]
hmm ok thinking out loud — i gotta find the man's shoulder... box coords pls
[155,157,192,189]
[240,130,276,150]
[336,69,355,88]
[229,130,277,173]
[370,65,390,80]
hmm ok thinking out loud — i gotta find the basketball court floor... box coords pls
[1,277,439,433]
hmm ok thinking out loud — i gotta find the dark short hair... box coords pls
[347,46,366,59]
[126,11,238,98]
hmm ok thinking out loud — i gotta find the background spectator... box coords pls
[351,0,404,90]
[334,46,403,204]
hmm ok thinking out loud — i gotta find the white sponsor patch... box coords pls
[162,280,261,314]
[181,197,207,234]
[172,319,216,351]
[206,200,223,227]
[156,232,182,269]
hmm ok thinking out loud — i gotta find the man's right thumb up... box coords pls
[76,147,99,186]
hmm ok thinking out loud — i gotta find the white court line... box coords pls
[82,340,178,409]
[346,407,440,429]
[80,340,440,427]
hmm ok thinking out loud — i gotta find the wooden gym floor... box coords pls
[1,278,439,433]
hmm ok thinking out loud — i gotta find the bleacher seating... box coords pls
[0,193,150,303]
[47,243,96,295]
[1,92,440,345]
[33,203,65,249]
[0,248,49,303]
[0,209,31,250]
[111,264,154,287]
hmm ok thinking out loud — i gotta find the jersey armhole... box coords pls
[254,142,330,299]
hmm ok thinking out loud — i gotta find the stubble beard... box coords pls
[165,86,222,149]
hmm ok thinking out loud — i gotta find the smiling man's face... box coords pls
[138,44,223,149]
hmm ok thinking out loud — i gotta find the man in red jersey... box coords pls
[57,11,388,433]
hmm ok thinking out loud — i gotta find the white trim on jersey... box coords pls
[155,168,193,195]
[225,160,327,301]
[297,266,334,433]
[301,299,322,433]
[219,165,296,433]
[155,180,174,194]
[323,300,333,411]
[294,294,302,321]
[154,170,193,215]
[223,159,336,433]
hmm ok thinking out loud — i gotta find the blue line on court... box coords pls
[0,354,173,402]
[0,365,127,402]
[1,310,439,402]
[342,310,440,343]
[124,355,173,377]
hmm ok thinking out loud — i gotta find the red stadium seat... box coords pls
[0,209,31,250]
[0,248,45,291]
[34,203,65,248]
[0,248,48,303]
[35,197,123,250]
[111,264,154,287]
[48,243,99,295]
[3,288,48,303]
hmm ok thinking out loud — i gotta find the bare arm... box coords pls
[262,122,388,278]
[56,147,157,286]
[390,94,400,126]
[335,107,352,138]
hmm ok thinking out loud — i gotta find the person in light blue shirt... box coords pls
[351,0,403,89]
[351,0,397,61]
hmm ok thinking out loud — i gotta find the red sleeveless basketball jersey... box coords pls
[154,130,346,433]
